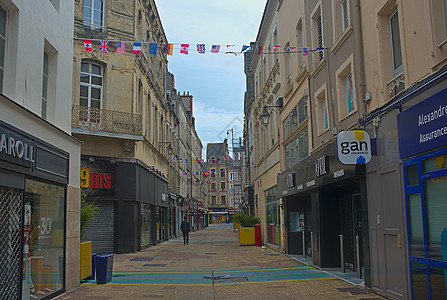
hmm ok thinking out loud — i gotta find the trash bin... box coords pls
[86,253,96,280]
[255,224,261,247]
[96,254,113,284]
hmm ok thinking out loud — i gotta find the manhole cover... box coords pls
[143,264,167,267]
[214,276,248,283]
[130,257,154,261]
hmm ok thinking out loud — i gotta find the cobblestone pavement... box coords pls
[56,224,387,300]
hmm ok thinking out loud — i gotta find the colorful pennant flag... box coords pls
[100,40,109,53]
[211,45,220,53]
[273,45,281,51]
[303,47,309,56]
[133,42,142,54]
[167,43,174,55]
[180,44,189,55]
[241,45,250,53]
[197,44,205,54]
[116,41,125,54]
[259,46,266,54]
[84,39,92,52]
[149,43,157,55]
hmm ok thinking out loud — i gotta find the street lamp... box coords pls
[260,98,283,126]
[158,141,174,155]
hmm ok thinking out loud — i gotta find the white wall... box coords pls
[3,0,74,133]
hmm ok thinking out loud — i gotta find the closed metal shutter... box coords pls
[0,186,22,299]
[84,201,114,254]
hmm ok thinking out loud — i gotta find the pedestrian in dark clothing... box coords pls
[180,216,191,245]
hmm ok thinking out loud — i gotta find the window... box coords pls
[285,127,308,169]
[341,0,349,31]
[42,52,49,119]
[220,169,225,178]
[266,186,280,245]
[298,96,308,124]
[316,87,329,133]
[221,195,226,206]
[273,24,278,61]
[79,62,103,126]
[84,0,104,31]
[283,107,299,140]
[284,42,292,81]
[389,8,403,77]
[221,182,225,190]
[312,6,324,65]
[336,57,356,118]
[211,168,215,177]
[211,182,216,191]
[211,196,216,205]
[0,5,6,92]
[296,19,305,72]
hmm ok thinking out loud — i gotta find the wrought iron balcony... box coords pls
[72,105,142,136]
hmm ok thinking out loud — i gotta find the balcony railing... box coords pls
[72,105,142,136]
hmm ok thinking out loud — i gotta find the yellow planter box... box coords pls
[80,241,92,280]
[238,227,255,245]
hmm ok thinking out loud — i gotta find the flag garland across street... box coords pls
[77,38,326,56]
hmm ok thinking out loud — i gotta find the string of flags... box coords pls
[80,38,326,57]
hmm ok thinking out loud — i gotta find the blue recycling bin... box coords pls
[86,253,96,280]
[96,254,113,284]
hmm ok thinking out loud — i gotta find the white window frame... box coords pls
[389,8,403,77]
[79,62,103,127]
[84,0,104,31]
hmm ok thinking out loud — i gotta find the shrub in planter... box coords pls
[233,213,260,227]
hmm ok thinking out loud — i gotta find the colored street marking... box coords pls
[85,266,335,286]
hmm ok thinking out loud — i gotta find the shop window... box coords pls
[422,153,446,173]
[406,164,419,186]
[84,0,104,31]
[411,262,428,299]
[0,5,6,93]
[429,266,447,299]
[23,179,65,299]
[407,193,424,257]
[141,203,152,246]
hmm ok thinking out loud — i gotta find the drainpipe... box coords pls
[355,0,368,118]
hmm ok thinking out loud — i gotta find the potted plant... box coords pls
[80,193,98,280]
[233,213,260,245]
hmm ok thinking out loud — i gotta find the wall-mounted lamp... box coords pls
[260,98,283,126]
[158,141,174,155]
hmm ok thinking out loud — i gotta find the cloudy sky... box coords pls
[154,0,267,157]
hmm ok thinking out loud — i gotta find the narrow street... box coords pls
[57,224,384,300]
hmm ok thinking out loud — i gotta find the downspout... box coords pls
[355,0,368,118]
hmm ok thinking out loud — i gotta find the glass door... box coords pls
[404,150,447,300]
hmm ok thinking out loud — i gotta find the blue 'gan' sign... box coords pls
[397,88,447,159]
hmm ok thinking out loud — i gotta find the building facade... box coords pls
[359,1,447,299]
[72,0,179,254]
[0,0,82,298]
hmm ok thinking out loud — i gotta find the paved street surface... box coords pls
[57,224,386,300]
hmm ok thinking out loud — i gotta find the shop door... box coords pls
[0,186,23,299]
[288,211,304,255]
[84,201,114,254]
[404,151,447,299]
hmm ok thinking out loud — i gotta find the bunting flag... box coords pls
[149,43,158,55]
[167,43,174,55]
[227,45,235,47]
[84,39,92,52]
[180,44,189,55]
[197,44,205,54]
[258,46,266,54]
[116,41,125,54]
[303,47,309,56]
[99,40,109,53]
[241,45,250,53]
[211,45,220,53]
[133,42,142,54]
[273,45,281,51]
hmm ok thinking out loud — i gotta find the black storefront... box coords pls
[82,155,168,254]
[278,139,371,285]
[0,121,71,299]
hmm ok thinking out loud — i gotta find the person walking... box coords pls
[180,216,191,245]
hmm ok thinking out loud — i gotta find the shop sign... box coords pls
[287,173,296,188]
[80,159,115,196]
[337,130,371,164]
[397,88,447,159]
[315,156,329,177]
[0,125,35,167]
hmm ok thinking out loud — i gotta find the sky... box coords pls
[154,0,267,158]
